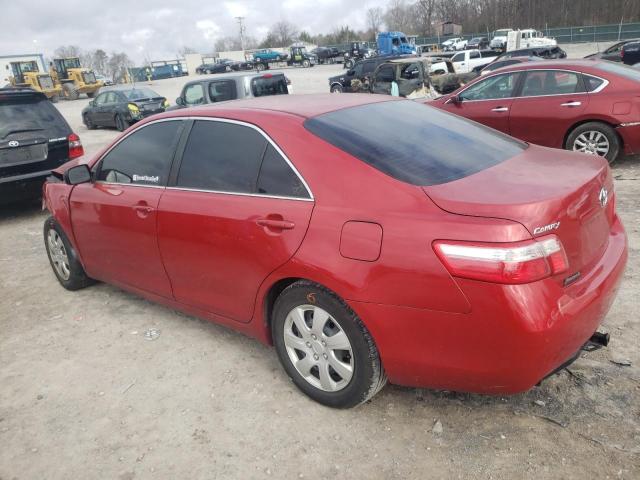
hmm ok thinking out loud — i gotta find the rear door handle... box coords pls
[256,218,295,230]
[491,107,509,112]
[561,101,582,107]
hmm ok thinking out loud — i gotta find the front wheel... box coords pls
[566,122,621,163]
[344,59,354,69]
[272,281,387,408]
[83,114,96,130]
[256,63,266,72]
[302,59,311,68]
[330,84,343,93]
[44,217,95,291]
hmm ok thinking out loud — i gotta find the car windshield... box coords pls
[596,61,640,82]
[304,100,526,186]
[0,96,70,139]
[120,88,161,100]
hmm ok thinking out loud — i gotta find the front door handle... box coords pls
[256,218,295,230]
[491,106,509,112]
[561,101,582,107]
[133,203,154,218]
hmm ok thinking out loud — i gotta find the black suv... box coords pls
[621,41,640,66]
[0,88,82,204]
[329,56,399,93]
[499,46,567,60]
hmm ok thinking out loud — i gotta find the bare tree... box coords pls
[366,7,384,40]
[54,45,82,59]
[107,52,133,83]
[270,20,299,47]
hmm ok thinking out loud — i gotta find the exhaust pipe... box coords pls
[582,331,610,352]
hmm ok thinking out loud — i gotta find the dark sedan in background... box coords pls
[196,59,253,74]
[584,38,640,62]
[82,86,168,131]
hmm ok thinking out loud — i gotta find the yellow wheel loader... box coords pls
[50,57,103,100]
[7,61,62,102]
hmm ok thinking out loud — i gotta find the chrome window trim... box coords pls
[92,116,314,202]
[456,68,609,103]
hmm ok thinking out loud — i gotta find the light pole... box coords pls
[236,16,246,53]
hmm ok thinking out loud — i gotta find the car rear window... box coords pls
[596,61,640,82]
[304,100,526,186]
[251,75,288,97]
[0,95,70,140]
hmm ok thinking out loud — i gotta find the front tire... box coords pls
[62,82,79,100]
[44,217,94,291]
[302,59,311,68]
[344,59,354,69]
[83,114,96,130]
[115,113,128,132]
[566,122,620,163]
[272,281,387,408]
[330,84,344,93]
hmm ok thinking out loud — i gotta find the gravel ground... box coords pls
[1,59,639,479]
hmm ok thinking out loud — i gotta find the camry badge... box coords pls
[533,221,560,235]
[8,140,19,147]
[598,187,609,208]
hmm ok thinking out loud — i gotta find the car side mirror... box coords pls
[176,97,185,106]
[446,95,461,105]
[64,164,92,185]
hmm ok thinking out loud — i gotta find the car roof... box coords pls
[183,71,286,86]
[479,59,618,75]
[0,87,47,101]
[179,93,399,119]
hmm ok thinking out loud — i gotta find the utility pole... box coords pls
[236,16,246,52]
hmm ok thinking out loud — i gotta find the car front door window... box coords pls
[459,73,520,101]
[184,84,205,106]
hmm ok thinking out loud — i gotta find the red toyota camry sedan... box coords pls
[43,94,627,408]
[429,60,640,163]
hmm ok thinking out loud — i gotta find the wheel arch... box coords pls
[563,118,623,150]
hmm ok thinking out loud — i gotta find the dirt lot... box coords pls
[1,61,639,479]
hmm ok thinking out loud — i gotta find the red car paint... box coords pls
[430,60,640,156]
[44,94,627,395]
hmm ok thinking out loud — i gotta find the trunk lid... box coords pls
[423,145,615,277]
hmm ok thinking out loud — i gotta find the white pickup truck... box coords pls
[450,49,500,73]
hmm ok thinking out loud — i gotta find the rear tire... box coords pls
[256,63,266,72]
[63,82,79,100]
[272,281,387,408]
[115,114,128,132]
[565,122,621,164]
[44,217,95,291]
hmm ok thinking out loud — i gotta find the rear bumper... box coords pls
[0,170,50,204]
[617,123,640,155]
[350,216,628,394]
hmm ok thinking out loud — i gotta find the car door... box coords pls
[70,120,185,297]
[157,119,314,322]
[451,51,466,73]
[90,92,108,125]
[440,72,522,133]
[100,91,119,126]
[509,69,588,148]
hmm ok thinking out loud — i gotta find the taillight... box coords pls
[433,234,569,284]
[68,133,84,159]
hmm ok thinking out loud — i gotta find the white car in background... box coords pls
[490,29,513,50]
[450,49,500,73]
[442,37,468,51]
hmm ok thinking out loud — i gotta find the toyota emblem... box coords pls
[598,186,609,208]
[8,140,19,147]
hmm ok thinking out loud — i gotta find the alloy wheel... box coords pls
[283,305,354,392]
[47,229,70,280]
[573,131,610,157]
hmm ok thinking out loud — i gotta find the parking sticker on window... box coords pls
[133,174,159,183]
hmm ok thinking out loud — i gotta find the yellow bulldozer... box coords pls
[7,61,62,102]
[50,57,103,100]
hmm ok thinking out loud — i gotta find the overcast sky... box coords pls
[1,0,389,62]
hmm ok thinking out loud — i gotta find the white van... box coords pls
[450,49,500,73]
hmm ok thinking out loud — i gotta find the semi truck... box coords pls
[377,32,417,56]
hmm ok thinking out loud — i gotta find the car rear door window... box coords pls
[208,80,237,102]
[304,100,525,186]
[96,121,183,185]
[256,144,309,198]
[251,75,288,97]
[521,70,583,97]
[184,84,205,105]
[177,120,267,193]
[459,73,521,100]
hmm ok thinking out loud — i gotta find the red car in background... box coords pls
[43,95,627,408]
[429,60,640,163]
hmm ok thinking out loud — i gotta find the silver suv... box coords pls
[170,71,290,110]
